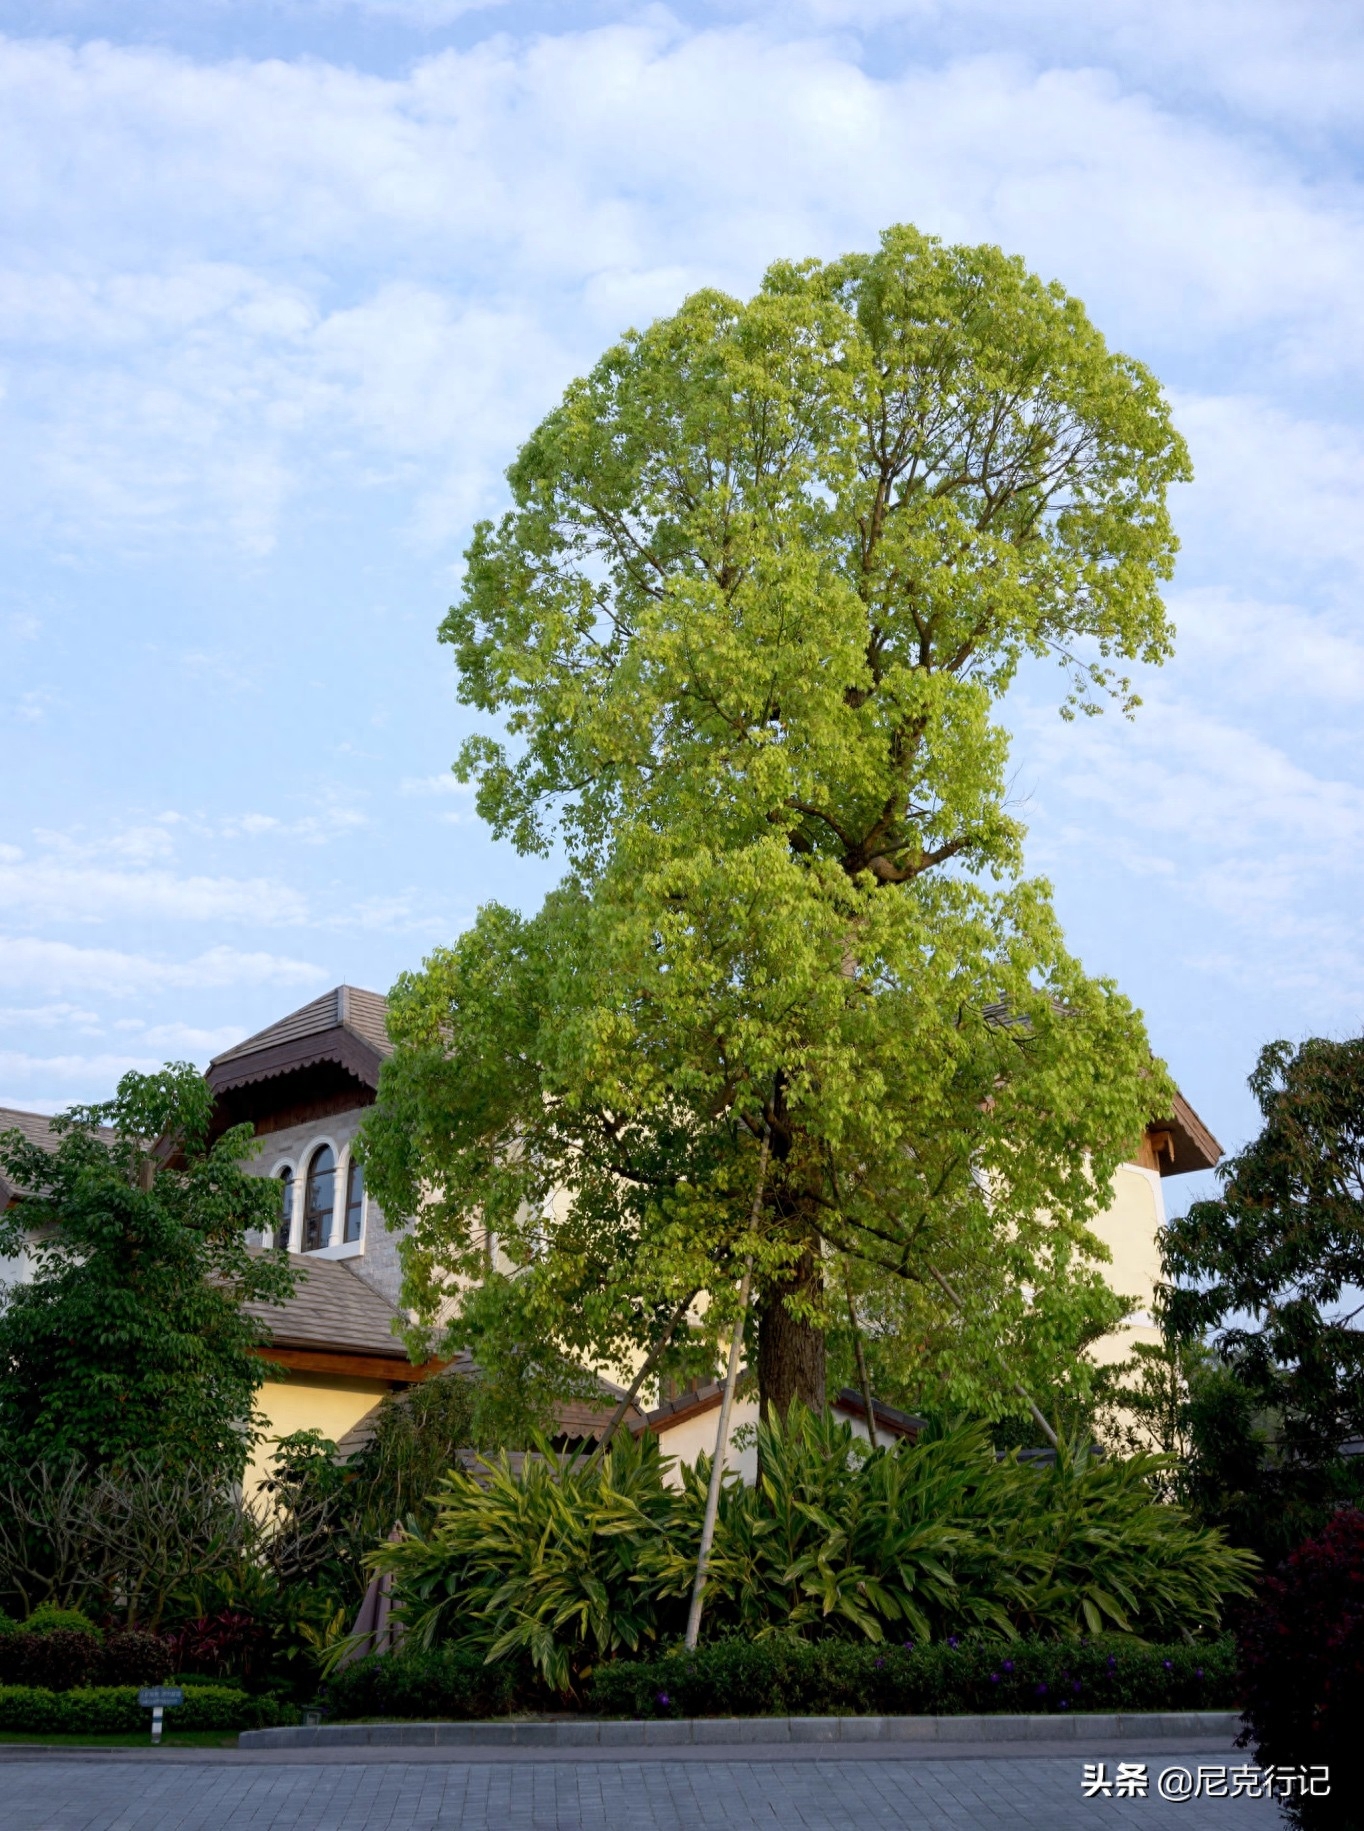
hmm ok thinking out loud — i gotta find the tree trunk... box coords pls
[757,1245,825,1419]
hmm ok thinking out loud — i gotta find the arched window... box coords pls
[276,1167,294,1248]
[343,1157,365,1244]
[303,1146,335,1252]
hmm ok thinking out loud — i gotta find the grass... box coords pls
[0,1730,240,1749]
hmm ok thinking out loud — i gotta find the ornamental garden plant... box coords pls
[353,1407,1253,1704]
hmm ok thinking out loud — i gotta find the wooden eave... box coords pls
[1141,1090,1223,1177]
[251,1345,448,1385]
[205,1024,383,1097]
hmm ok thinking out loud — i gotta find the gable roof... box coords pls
[207,986,391,1097]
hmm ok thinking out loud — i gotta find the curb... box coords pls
[240,1711,1242,1751]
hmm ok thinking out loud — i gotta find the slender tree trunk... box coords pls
[757,1241,825,1420]
[845,1271,878,1450]
[685,1129,770,1651]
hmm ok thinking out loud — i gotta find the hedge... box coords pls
[324,1648,518,1723]
[0,1685,298,1734]
[0,1628,174,1691]
[588,1635,1239,1719]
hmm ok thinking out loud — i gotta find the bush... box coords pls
[1238,1507,1364,1831]
[0,1684,297,1734]
[22,1604,102,1640]
[0,1629,100,1690]
[589,1634,1238,1719]
[324,1648,519,1723]
[380,1407,1256,1693]
[95,1630,175,1687]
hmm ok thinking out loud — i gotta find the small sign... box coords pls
[138,1687,184,1709]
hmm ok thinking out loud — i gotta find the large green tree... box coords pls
[0,1065,293,1478]
[1164,1035,1364,1557]
[364,225,1188,1420]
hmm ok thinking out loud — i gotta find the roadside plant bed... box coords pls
[324,1648,519,1723]
[588,1635,1238,1720]
[0,1685,298,1734]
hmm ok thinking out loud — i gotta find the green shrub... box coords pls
[378,1407,1256,1693]
[589,1634,1239,1719]
[22,1604,102,1641]
[324,1648,518,1722]
[0,1684,297,1734]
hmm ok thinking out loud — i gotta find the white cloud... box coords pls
[0,938,326,997]
[0,1048,161,1088]
[1174,395,1364,589]
[1168,587,1364,709]
[399,771,470,795]
[1,23,1363,552]
[0,853,308,926]
[0,1001,102,1028]
[217,806,368,843]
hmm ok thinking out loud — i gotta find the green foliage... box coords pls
[324,1646,518,1723]
[21,1605,102,1640]
[1164,1035,1364,1559]
[383,1427,677,1696]
[377,1407,1253,1695]
[590,1633,1237,1719]
[365,222,1185,1422]
[0,1683,295,1734]
[0,1064,292,1479]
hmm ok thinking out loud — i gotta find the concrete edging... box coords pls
[240,1711,1241,1751]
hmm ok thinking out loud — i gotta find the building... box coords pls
[1,983,1222,1480]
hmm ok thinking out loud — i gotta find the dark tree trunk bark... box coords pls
[757,1245,826,1420]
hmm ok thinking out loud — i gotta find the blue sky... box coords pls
[1,0,1361,1205]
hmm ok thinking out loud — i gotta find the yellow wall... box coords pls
[1088,1161,1166,1367]
[246,1372,389,1496]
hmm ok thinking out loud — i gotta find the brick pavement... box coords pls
[0,1751,1287,1830]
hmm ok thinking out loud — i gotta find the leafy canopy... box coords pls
[0,1065,293,1479]
[364,225,1186,1416]
[1164,1035,1364,1550]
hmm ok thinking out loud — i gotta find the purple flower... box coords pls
[902,1640,915,1652]
[656,1692,671,1710]
[1002,1660,1014,1674]
[1163,1660,1173,1670]
[1059,1700,1069,1711]
[1035,1682,1048,1696]
[947,1636,960,1649]
[1072,1682,1082,1694]
[874,1658,884,1668]
[989,1673,1000,1684]
[1106,1655,1117,1669]
[1196,1668,1204,1679]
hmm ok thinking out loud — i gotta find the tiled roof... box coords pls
[639,1379,923,1441]
[243,1252,413,1361]
[0,1105,117,1204]
[331,1362,645,1464]
[211,986,391,1070]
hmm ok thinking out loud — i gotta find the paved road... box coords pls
[0,1747,1289,1830]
